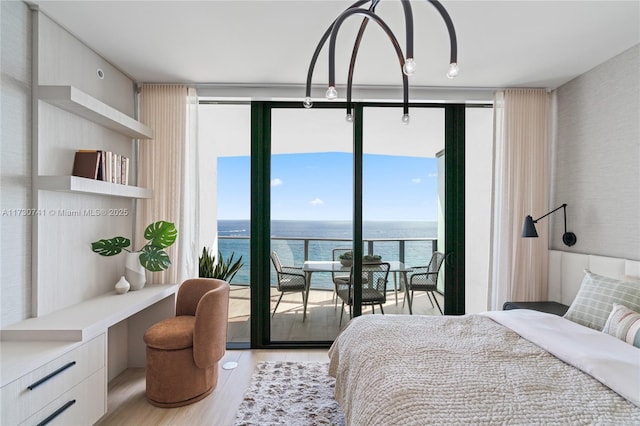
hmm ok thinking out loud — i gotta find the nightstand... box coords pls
[502,301,569,316]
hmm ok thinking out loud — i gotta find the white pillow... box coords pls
[602,303,640,348]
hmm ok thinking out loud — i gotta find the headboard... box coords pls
[548,250,640,306]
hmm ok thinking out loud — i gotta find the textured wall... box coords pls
[34,13,137,316]
[553,45,640,260]
[1,1,32,327]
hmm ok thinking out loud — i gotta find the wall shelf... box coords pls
[37,176,153,199]
[38,85,154,139]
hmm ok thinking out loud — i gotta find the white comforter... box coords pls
[328,311,640,425]
[483,309,640,407]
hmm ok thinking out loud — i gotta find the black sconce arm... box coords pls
[531,203,567,223]
[522,203,577,247]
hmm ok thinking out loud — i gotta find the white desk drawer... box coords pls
[22,368,105,426]
[1,334,105,425]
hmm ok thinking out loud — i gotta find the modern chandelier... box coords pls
[303,0,459,124]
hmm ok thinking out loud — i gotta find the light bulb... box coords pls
[325,86,338,100]
[345,113,353,123]
[401,114,410,125]
[403,58,417,76]
[303,97,313,109]
[446,62,459,79]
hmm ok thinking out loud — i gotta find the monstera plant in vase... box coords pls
[92,220,177,291]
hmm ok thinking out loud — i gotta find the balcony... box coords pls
[220,235,442,343]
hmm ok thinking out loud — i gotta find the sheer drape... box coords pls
[137,85,199,284]
[489,89,550,310]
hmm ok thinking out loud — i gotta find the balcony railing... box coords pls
[219,236,438,290]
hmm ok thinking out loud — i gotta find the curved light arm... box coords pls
[329,8,408,117]
[347,0,409,117]
[401,0,414,60]
[329,9,405,87]
[427,0,458,64]
[346,17,371,118]
[304,0,369,99]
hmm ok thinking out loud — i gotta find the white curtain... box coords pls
[136,85,199,285]
[489,89,550,310]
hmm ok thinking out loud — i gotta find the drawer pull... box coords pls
[36,399,76,426]
[27,361,76,390]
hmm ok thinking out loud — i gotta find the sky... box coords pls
[217,152,439,221]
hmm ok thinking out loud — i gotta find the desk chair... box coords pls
[143,278,229,407]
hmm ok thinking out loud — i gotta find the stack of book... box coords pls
[72,150,130,185]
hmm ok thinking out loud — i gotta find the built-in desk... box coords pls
[1,284,178,425]
[1,283,179,343]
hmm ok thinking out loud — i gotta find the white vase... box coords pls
[124,252,146,291]
[114,275,130,294]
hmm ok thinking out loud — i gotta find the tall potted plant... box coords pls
[92,220,177,290]
[199,246,244,283]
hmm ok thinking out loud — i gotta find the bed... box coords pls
[328,259,640,425]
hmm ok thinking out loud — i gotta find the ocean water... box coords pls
[217,220,438,290]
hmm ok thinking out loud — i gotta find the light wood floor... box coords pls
[96,349,329,426]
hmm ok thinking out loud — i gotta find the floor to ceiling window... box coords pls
[198,102,252,346]
[199,100,493,348]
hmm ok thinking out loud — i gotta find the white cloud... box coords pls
[309,198,324,206]
[428,173,438,178]
[271,178,283,187]
[411,178,422,184]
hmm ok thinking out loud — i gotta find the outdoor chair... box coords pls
[332,248,352,307]
[270,250,308,321]
[336,262,390,326]
[406,251,445,314]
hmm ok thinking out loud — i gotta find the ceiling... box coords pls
[29,0,640,90]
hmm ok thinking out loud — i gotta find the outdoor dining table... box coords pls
[301,260,413,308]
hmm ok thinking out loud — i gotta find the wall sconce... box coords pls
[522,203,577,247]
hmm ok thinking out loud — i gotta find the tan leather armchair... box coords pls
[143,278,230,407]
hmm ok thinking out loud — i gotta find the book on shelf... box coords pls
[72,151,101,180]
[99,150,106,181]
[121,156,130,185]
[104,151,112,183]
[112,153,118,184]
[72,150,130,185]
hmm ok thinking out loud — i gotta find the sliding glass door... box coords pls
[269,106,352,342]
[250,101,466,347]
[361,106,445,316]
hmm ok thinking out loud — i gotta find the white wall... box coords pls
[465,107,494,313]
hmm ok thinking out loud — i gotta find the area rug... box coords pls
[233,361,345,426]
